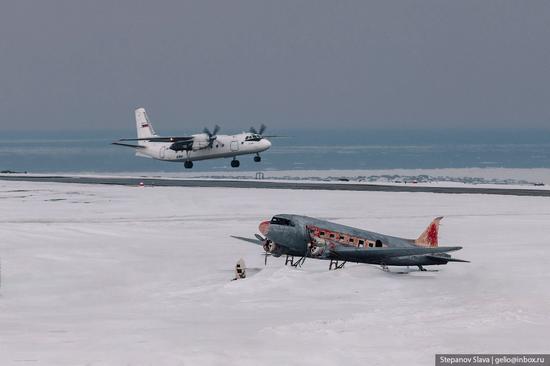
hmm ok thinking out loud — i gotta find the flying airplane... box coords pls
[232,215,468,272]
[113,108,273,168]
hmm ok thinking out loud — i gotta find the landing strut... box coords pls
[329,260,346,270]
[285,255,305,267]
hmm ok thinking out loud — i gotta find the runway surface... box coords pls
[1,174,549,196]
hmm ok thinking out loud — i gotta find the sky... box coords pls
[0,0,549,133]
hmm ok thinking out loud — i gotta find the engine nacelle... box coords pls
[191,135,210,151]
[309,245,325,257]
[263,240,283,257]
[263,240,277,253]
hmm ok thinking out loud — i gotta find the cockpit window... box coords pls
[245,134,262,141]
[270,216,294,226]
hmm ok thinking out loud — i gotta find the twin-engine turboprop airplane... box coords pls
[113,108,272,169]
[232,215,468,272]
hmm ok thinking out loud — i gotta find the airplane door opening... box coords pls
[231,141,239,152]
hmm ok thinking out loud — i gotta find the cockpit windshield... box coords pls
[245,134,262,141]
[270,216,294,226]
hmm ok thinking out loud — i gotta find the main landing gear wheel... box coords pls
[184,160,193,169]
[231,159,240,168]
[254,154,261,162]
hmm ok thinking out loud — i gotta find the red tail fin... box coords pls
[415,217,443,247]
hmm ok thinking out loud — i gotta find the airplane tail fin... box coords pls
[415,217,443,247]
[135,108,157,144]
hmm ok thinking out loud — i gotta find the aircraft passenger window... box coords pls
[358,240,364,245]
[319,231,325,236]
[349,238,354,243]
[329,233,335,238]
[339,235,345,240]
[368,242,374,248]
[375,240,382,248]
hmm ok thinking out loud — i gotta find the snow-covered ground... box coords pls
[1,181,549,366]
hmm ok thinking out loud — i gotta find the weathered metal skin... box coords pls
[257,214,467,268]
[261,217,309,257]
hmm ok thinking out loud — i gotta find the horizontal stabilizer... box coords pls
[112,142,146,149]
[332,246,462,261]
[426,255,470,263]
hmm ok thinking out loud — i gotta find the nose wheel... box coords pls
[231,158,240,168]
[254,154,261,162]
[184,160,193,169]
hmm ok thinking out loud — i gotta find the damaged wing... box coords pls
[230,235,264,245]
[331,246,463,261]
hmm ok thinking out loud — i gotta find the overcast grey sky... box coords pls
[0,1,549,132]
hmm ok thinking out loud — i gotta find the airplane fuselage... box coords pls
[137,133,272,162]
[258,214,463,267]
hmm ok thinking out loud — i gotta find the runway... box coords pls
[1,174,549,197]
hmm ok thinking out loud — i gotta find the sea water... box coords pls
[1,129,549,173]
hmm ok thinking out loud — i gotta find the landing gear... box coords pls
[417,265,427,272]
[329,260,346,270]
[184,160,193,169]
[254,154,261,162]
[231,158,240,168]
[285,255,305,267]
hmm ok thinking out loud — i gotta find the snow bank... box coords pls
[0,181,549,365]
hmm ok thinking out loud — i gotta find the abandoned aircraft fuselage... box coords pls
[253,214,467,268]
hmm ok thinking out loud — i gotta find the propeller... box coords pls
[297,235,316,267]
[203,125,220,147]
[249,124,267,136]
[255,233,271,266]
[254,233,265,241]
[249,124,286,140]
[299,243,310,266]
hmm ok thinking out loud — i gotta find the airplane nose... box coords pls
[263,139,272,149]
[259,220,270,236]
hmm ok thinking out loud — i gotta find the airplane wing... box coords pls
[118,136,194,142]
[230,235,305,257]
[114,136,196,151]
[331,246,462,261]
[112,142,146,149]
[230,235,263,245]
